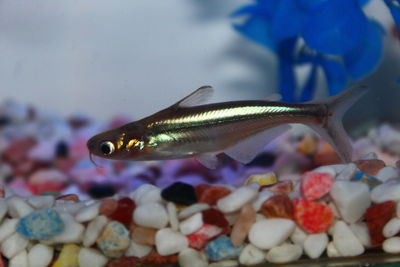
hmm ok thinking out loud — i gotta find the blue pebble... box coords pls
[16,208,64,240]
[205,235,243,261]
[351,171,381,189]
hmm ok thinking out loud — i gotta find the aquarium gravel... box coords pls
[0,100,399,266]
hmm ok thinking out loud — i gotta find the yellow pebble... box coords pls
[245,172,277,186]
[52,244,80,267]
[297,134,318,156]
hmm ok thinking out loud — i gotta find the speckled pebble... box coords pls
[96,221,130,258]
[16,208,64,239]
[52,244,80,267]
[205,235,243,261]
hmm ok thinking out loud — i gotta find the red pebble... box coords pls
[301,172,334,200]
[187,224,222,249]
[198,186,231,206]
[194,184,211,200]
[107,256,138,267]
[356,159,386,176]
[139,251,178,264]
[396,160,400,168]
[267,181,294,195]
[365,201,396,245]
[109,197,136,227]
[261,194,294,219]
[293,198,333,234]
[99,198,118,216]
[202,208,230,235]
[56,194,79,202]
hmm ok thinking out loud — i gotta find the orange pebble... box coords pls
[293,198,333,234]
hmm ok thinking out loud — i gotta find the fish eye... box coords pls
[100,141,115,156]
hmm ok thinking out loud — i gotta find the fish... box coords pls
[87,85,368,169]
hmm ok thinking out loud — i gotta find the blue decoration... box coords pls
[16,208,64,240]
[205,235,243,261]
[232,0,390,102]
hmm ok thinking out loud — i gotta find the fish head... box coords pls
[87,123,145,161]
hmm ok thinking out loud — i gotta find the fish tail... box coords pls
[309,85,369,162]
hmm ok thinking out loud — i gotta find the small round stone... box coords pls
[217,185,258,213]
[79,248,108,267]
[265,243,302,263]
[28,244,53,267]
[52,244,80,267]
[239,244,265,266]
[155,228,188,256]
[383,237,400,254]
[133,202,168,229]
[161,182,197,205]
[205,235,243,261]
[383,217,400,238]
[248,219,295,250]
[303,233,328,259]
[16,208,64,240]
[179,248,208,267]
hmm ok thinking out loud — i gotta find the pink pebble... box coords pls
[230,204,256,246]
[301,172,334,200]
[187,224,222,249]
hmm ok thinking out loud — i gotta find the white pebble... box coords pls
[336,163,357,180]
[397,202,400,217]
[47,213,84,244]
[0,199,8,222]
[130,184,162,205]
[327,241,341,257]
[333,221,364,256]
[179,248,208,267]
[79,248,108,267]
[27,195,55,209]
[290,226,308,247]
[248,219,295,250]
[28,244,53,267]
[54,200,85,215]
[384,217,400,238]
[155,228,188,256]
[125,240,152,258]
[304,233,328,259]
[350,222,371,247]
[383,237,400,254]
[1,232,29,259]
[239,244,266,266]
[251,190,274,212]
[371,181,400,203]
[179,212,203,235]
[209,260,238,267]
[9,250,28,267]
[75,203,100,222]
[178,203,210,220]
[83,215,108,247]
[133,202,168,229]
[167,202,179,231]
[217,185,258,213]
[312,165,337,177]
[7,196,33,218]
[265,243,302,263]
[330,181,370,223]
[376,167,400,182]
[0,218,18,242]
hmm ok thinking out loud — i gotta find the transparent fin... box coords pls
[195,153,219,169]
[174,86,214,108]
[224,125,291,164]
[308,84,368,163]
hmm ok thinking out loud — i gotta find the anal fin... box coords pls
[195,153,219,169]
[224,125,291,164]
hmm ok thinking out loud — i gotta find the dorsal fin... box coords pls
[173,86,214,108]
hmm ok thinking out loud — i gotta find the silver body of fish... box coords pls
[87,85,367,168]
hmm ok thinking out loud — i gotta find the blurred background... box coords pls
[0,0,398,125]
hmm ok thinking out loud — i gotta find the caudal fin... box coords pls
[309,85,369,163]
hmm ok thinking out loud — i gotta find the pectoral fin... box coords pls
[224,125,291,164]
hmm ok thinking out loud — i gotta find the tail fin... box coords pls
[309,85,369,163]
